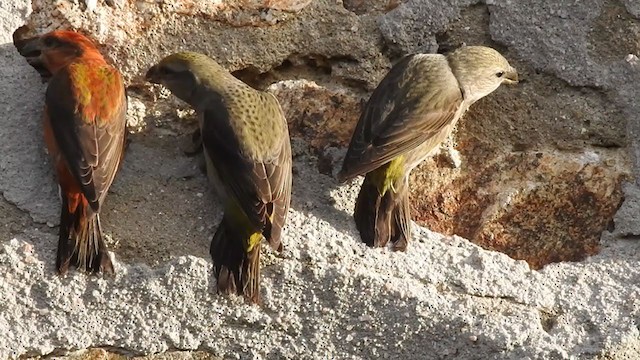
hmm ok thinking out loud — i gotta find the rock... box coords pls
[623,0,640,18]
[411,142,627,269]
[104,0,125,8]
[260,0,313,12]
[83,0,97,12]
[268,80,364,150]
[24,0,387,87]
[489,0,605,87]
[0,4,59,225]
[0,0,30,43]
[377,0,474,56]
[604,183,640,239]
[3,0,640,357]
[343,0,398,15]
[126,96,147,133]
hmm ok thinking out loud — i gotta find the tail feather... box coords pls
[56,198,113,274]
[391,188,410,251]
[353,173,411,250]
[210,220,262,304]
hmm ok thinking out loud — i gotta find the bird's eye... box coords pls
[159,66,174,75]
[496,71,505,78]
[43,36,58,48]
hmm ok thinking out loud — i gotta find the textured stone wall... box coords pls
[14,0,640,268]
[2,1,640,359]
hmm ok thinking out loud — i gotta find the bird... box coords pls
[13,28,128,274]
[145,52,292,303]
[337,46,518,251]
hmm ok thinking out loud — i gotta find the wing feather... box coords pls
[339,54,463,180]
[45,66,127,212]
[201,93,292,248]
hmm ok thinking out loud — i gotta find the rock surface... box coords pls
[267,80,364,151]
[1,0,640,359]
[2,160,640,359]
[411,147,626,269]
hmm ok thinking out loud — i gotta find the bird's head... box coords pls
[145,52,218,104]
[13,26,102,81]
[447,46,518,104]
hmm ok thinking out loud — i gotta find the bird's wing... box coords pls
[45,66,127,212]
[339,54,463,180]
[201,93,292,248]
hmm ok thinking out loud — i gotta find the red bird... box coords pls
[14,28,127,274]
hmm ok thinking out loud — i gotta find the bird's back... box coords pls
[222,87,289,161]
[45,59,126,211]
[338,53,463,180]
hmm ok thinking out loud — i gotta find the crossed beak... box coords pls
[503,67,519,84]
[13,26,51,82]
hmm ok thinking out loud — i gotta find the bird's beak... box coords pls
[13,26,51,82]
[14,35,42,58]
[13,25,40,56]
[503,67,519,84]
[145,65,161,84]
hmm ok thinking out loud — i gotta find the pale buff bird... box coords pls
[338,46,518,251]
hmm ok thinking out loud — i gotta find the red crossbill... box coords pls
[14,28,128,274]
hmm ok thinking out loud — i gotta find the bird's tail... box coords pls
[56,196,113,274]
[210,217,263,304]
[354,170,411,251]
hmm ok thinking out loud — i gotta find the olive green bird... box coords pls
[146,52,292,303]
[337,46,518,251]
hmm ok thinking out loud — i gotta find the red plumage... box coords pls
[15,29,127,274]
